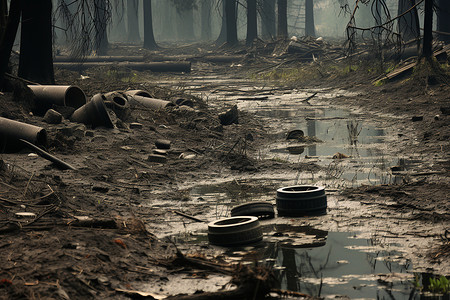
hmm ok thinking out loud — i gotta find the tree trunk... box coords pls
[216,0,227,44]
[277,0,287,39]
[201,0,212,41]
[305,0,315,37]
[0,0,20,90]
[397,0,420,42]
[18,0,54,84]
[421,0,433,58]
[225,0,237,45]
[109,0,127,42]
[127,0,140,43]
[0,0,7,39]
[260,0,276,40]
[178,6,195,41]
[437,0,450,43]
[246,0,257,45]
[159,0,175,40]
[143,0,157,49]
[94,0,108,55]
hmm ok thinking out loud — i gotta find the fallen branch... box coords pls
[173,210,206,223]
[20,139,76,170]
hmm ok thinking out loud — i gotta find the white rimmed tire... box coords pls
[208,216,263,246]
[276,185,327,217]
[230,201,275,219]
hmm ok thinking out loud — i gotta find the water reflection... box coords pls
[227,226,413,299]
[173,225,415,298]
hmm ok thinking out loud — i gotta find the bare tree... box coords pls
[277,0,287,39]
[0,0,6,39]
[260,0,276,40]
[94,0,109,55]
[57,0,112,57]
[0,0,54,88]
[201,0,212,40]
[127,0,140,42]
[397,0,420,42]
[225,0,238,45]
[305,0,315,37]
[0,0,20,89]
[143,0,157,49]
[421,0,433,58]
[436,0,450,43]
[246,0,257,45]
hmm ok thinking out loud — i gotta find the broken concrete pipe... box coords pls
[124,90,152,98]
[70,94,114,128]
[103,92,130,121]
[43,109,63,124]
[128,95,175,110]
[125,89,179,110]
[172,98,194,107]
[27,85,86,115]
[0,117,47,152]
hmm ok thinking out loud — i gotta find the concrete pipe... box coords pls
[28,85,87,114]
[70,94,114,128]
[125,90,152,98]
[0,117,47,152]
[103,92,130,120]
[130,95,175,110]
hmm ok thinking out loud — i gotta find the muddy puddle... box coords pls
[171,224,419,299]
[236,92,416,188]
[150,77,448,296]
[164,77,413,188]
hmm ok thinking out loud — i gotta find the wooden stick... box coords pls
[173,210,206,223]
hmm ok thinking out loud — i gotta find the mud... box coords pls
[0,43,449,299]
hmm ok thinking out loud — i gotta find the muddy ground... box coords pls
[0,41,449,299]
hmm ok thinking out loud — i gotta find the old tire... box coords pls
[208,216,263,246]
[276,185,327,217]
[230,202,275,219]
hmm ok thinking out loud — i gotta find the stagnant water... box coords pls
[239,94,407,188]
[155,79,445,298]
[164,78,417,188]
[172,224,418,299]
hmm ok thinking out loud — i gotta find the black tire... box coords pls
[208,216,263,246]
[230,201,275,219]
[276,185,327,217]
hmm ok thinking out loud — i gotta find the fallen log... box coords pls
[198,55,243,63]
[373,44,450,83]
[54,61,191,73]
[145,55,244,63]
[53,55,144,62]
